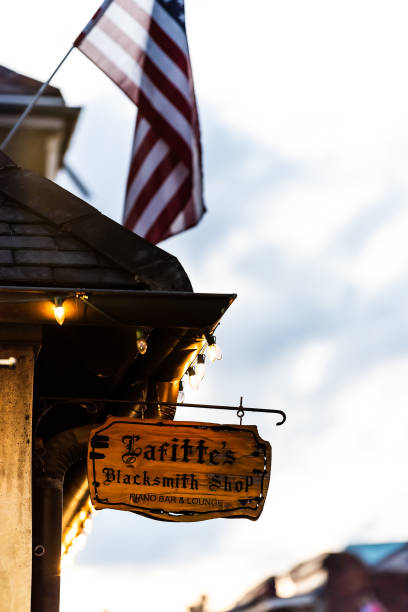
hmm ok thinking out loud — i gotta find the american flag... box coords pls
[75,0,204,243]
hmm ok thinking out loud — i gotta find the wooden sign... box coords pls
[88,417,271,522]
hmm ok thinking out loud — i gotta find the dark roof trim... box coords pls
[0,286,236,330]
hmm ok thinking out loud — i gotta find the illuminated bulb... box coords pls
[188,366,200,391]
[74,533,87,552]
[53,297,65,325]
[136,330,148,355]
[177,380,185,403]
[196,354,206,382]
[70,537,81,555]
[66,523,78,545]
[207,336,222,362]
[136,337,147,354]
[276,576,296,599]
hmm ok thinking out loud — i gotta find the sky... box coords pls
[3,1,408,610]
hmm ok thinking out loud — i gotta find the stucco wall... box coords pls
[0,346,34,612]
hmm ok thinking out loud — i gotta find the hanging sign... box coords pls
[88,417,271,522]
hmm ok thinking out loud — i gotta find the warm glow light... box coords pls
[207,342,222,362]
[136,337,147,354]
[65,522,79,546]
[188,366,200,391]
[275,576,297,599]
[196,354,206,382]
[205,334,222,362]
[136,329,148,354]
[53,297,65,325]
[61,498,94,569]
[73,534,87,552]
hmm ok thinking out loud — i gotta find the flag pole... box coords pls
[0,45,75,151]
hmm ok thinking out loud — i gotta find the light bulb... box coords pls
[73,533,87,552]
[177,380,185,403]
[275,576,297,599]
[188,366,200,391]
[207,336,222,362]
[53,297,65,325]
[65,522,79,545]
[136,337,147,354]
[196,354,206,382]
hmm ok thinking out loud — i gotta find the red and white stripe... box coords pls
[75,0,204,243]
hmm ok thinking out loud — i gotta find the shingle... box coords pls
[53,267,138,287]
[0,235,55,249]
[0,169,99,226]
[65,213,174,271]
[11,223,54,236]
[15,250,99,266]
[0,250,13,264]
[54,235,88,250]
[0,223,11,235]
[0,203,40,223]
[0,266,53,283]
[96,253,123,269]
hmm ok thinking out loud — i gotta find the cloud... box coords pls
[347,207,408,291]
[78,507,226,567]
[290,339,335,394]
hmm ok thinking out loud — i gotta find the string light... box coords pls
[53,297,65,325]
[73,533,87,552]
[206,334,222,362]
[83,517,93,535]
[188,366,200,391]
[177,380,185,403]
[136,329,147,355]
[196,354,206,382]
[61,497,95,570]
[275,576,297,599]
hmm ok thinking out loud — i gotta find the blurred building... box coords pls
[324,543,408,612]
[0,65,80,179]
[210,543,408,612]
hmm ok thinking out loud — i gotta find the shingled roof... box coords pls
[0,151,192,291]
